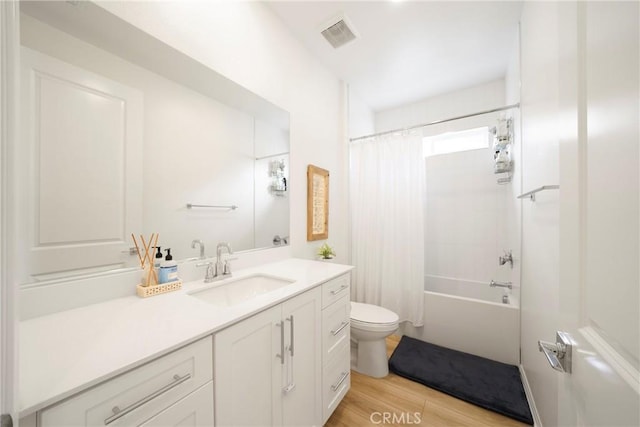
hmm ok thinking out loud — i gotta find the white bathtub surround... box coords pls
[400,287,519,365]
[350,130,425,326]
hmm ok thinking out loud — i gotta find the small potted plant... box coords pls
[317,242,336,260]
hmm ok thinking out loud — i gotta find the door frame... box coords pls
[0,0,20,423]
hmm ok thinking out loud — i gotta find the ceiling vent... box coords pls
[320,14,358,49]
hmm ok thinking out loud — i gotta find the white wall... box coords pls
[375,79,506,135]
[98,1,347,262]
[519,2,561,426]
[347,87,375,139]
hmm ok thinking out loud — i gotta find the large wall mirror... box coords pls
[17,1,290,285]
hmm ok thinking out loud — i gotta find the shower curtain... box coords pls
[350,131,425,327]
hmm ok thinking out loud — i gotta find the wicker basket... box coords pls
[136,280,182,298]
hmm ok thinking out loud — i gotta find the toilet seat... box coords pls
[350,302,399,331]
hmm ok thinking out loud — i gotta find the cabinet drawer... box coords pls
[41,337,213,427]
[139,382,214,427]
[322,295,350,361]
[321,274,350,309]
[322,342,350,424]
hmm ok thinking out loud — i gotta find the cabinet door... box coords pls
[281,288,322,427]
[214,305,282,426]
[140,382,214,427]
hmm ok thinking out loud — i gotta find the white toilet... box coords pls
[350,302,399,378]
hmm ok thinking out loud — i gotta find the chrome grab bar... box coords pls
[330,284,349,296]
[490,280,512,289]
[104,373,191,425]
[331,321,350,336]
[331,372,350,392]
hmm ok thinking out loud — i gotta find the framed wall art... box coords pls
[307,164,329,241]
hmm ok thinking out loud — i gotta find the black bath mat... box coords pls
[389,336,533,425]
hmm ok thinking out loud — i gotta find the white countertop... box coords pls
[19,258,353,417]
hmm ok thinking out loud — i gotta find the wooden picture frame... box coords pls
[307,164,329,241]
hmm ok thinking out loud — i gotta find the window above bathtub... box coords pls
[423,126,489,157]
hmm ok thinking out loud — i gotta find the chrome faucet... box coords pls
[215,242,233,279]
[191,239,205,260]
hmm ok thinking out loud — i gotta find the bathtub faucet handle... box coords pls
[499,250,513,268]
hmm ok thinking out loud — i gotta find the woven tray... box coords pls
[136,280,182,298]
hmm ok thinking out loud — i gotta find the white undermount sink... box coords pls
[188,274,295,308]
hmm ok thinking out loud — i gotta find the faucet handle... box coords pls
[196,261,216,283]
[223,260,232,275]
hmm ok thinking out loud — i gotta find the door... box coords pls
[1,1,19,425]
[18,47,143,283]
[281,287,321,427]
[214,305,283,426]
[557,1,639,424]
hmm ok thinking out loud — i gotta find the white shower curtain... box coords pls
[350,131,425,327]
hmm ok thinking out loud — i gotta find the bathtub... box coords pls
[400,276,520,365]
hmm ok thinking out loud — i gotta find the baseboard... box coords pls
[519,364,543,427]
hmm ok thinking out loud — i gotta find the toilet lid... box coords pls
[351,302,399,324]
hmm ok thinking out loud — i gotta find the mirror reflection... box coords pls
[18,1,290,285]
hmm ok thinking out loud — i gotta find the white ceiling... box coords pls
[267,1,523,112]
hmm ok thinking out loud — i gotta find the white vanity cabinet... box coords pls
[38,336,214,427]
[20,263,354,427]
[320,275,351,424]
[214,287,322,427]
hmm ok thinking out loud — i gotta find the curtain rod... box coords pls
[349,103,520,142]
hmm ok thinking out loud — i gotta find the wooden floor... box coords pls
[325,335,528,427]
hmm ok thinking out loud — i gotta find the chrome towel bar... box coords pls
[186,203,238,210]
[517,185,559,201]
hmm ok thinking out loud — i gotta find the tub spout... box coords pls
[490,280,512,290]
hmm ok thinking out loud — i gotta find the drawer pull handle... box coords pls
[104,373,191,425]
[331,371,350,392]
[331,321,350,336]
[330,284,349,296]
[276,321,285,365]
[287,315,295,357]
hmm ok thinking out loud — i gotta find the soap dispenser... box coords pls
[154,246,163,271]
[159,248,179,284]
